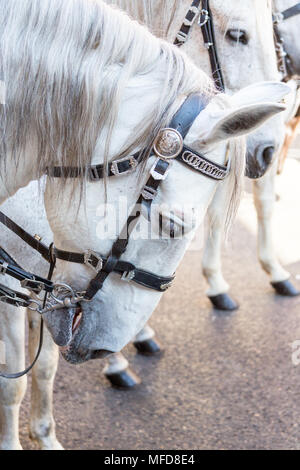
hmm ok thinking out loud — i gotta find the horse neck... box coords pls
[0,140,39,205]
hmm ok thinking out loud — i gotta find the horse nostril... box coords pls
[262,146,275,166]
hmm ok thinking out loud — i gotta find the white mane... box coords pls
[0,0,215,179]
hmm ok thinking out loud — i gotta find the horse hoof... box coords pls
[134,338,163,356]
[208,293,239,311]
[105,368,141,389]
[271,280,300,297]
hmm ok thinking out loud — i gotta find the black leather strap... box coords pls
[176,145,228,180]
[174,1,225,91]
[174,0,201,46]
[0,212,51,263]
[54,95,207,300]
[0,260,54,294]
[84,158,170,299]
[48,152,140,180]
[0,259,55,380]
[0,282,32,308]
[170,93,207,137]
[54,248,174,293]
[199,0,225,91]
[281,2,300,21]
[273,3,300,80]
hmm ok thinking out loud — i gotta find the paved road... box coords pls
[19,152,300,450]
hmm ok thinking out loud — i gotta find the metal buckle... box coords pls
[176,30,188,43]
[111,156,138,176]
[183,6,201,26]
[89,166,101,181]
[150,159,171,181]
[0,293,28,308]
[198,9,210,27]
[142,186,158,201]
[273,12,284,25]
[160,281,173,291]
[84,250,103,273]
[121,271,135,282]
[21,279,45,294]
[0,262,8,275]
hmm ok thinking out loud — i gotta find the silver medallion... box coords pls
[153,128,184,159]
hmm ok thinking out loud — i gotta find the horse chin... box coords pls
[60,343,112,365]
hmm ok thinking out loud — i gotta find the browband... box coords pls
[47,94,228,183]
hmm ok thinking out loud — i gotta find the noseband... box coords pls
[273,2,300,80]
[0,93,230,378]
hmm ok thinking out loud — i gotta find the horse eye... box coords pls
[226,29,249,45]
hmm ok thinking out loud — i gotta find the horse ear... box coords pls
[229,81,291,107]
[204,102,285,143]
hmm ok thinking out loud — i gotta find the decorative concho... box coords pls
[153,128,183,159]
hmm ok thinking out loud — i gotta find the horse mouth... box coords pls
[43,305,83,348]
[59,306,83,354]
[44,305,113,364]
[72,307,83,335]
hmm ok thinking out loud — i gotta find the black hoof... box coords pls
[105,368,141,389]
[271,280,300,297]
[208,293,239,311]
[134,338,163,356]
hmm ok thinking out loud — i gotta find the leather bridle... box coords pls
[0,93,230,378]
[273,2,300,80]
[174,0,225,92]
[3,0,298,380]
[174,0,300,85]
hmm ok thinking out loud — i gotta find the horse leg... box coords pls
[133,325,163,355]
[0,307,26,450]
[28,310,63,450]
[253,161,300,296]
[103,352,141,389]
[104,325,161,388]
[202,186,239,311]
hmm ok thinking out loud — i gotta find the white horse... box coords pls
[0,0,288,450]
[100,0,293,385]
[201,0,300,310]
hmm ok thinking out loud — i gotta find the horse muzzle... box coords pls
[246,145,275,179]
